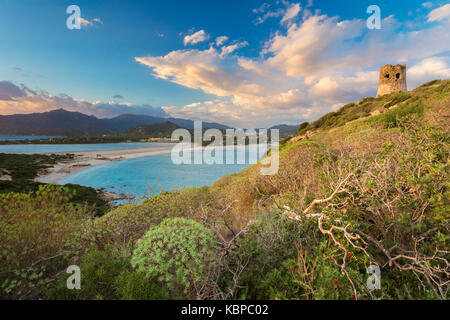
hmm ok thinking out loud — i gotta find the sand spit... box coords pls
[35,145,175,184]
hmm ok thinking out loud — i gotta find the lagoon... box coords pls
[62,147,259,199]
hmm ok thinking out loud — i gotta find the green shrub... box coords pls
[45,245,129,300]
[0,185,92,299]
[45,245,170,300]
[224,213,307,299]
[131,218,218,298]
[298,122,309,134]
[371,100,424,127]
[115,270,168,300]
[88,188,211,249]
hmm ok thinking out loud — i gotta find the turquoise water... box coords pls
[0,135,64,141]
[62,147,259,199]
[0,142,174,154]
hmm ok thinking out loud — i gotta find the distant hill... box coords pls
[269,124,299,138]
[0,109,231,136]
[0,109,102,136]
[123,121,180,137]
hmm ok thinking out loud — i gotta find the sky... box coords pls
[0,0,449,128]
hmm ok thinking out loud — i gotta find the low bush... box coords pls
[131,218,218,299]
[0,185,92,299]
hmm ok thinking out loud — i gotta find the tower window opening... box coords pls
[384,74,390,79]
[396,73,400,79]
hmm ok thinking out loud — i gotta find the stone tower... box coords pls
[376,64,407,97]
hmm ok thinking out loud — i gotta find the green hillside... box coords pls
[122,121,179,137]
[1,80,448,300]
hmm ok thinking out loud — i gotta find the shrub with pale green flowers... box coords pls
[131,218,218,298]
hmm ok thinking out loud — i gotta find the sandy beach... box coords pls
[35,144,176,184]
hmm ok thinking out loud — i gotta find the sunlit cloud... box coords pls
[80,17,103,28]
[135,3,450,128]
[428,3,450,22]
[0,81,167,118]
[215,36,229,46]
[408,56,450,88]
[183,30,210,46]
[280,3,301,25]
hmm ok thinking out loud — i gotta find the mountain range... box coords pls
[0,109,298,137]
[0,109,230,136]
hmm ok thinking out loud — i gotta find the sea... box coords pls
[0,141,261,199]
[61,146,260,199]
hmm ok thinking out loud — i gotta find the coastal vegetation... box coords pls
[0,80,449,300]
[0,153,109,215]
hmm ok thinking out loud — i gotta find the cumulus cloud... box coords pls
[135,5,450,128]
[183,30,210,46]
[408,56,450,88]
[0,81,28,101]
[0,81,167,118]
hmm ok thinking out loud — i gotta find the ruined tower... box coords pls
[376,64,407,97]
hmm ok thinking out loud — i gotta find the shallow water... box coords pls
[62,147,262,199]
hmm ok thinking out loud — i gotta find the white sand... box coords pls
[35,145,175,184]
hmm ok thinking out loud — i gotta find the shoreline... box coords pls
[34,143,260,195]
[35,145,176,184]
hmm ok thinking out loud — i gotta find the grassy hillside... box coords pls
[1,80,448,300]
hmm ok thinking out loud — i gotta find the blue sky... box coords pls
[0,0,449,127]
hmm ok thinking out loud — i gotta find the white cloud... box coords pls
[280,3,301,24]
[422,2,433,9]
[183,30,210,46]
[428,3,450,22]
[215,36,229,46]
[408,56,450,88]
[135,8,450,127]
[220,41,248,57]
[264,15,366,77]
